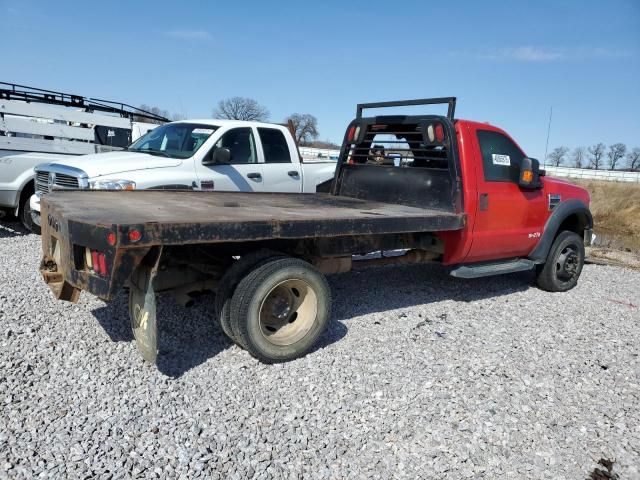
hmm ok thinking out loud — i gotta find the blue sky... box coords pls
[2,0,639,159]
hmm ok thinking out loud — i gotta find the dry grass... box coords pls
[571,179,640,251]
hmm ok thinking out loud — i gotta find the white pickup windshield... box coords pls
[128,123,218,159]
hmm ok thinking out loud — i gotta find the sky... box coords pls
[2,0,639,160]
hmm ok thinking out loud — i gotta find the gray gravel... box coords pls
[1,219,639,479]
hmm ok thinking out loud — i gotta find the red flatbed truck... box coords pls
[39,98,593,365]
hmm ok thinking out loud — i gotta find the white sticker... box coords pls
[192,128,214,135]
[492,154,511,166]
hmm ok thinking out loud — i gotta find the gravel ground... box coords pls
[1,220,639,479]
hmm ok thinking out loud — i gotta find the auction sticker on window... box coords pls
[193,128,214,135]
[492,154,511,166]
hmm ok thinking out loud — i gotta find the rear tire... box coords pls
[536,230,585,292]
[215,250,284,346]
[230,257,331,363]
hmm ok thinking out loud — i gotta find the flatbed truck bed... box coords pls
[44,190,465,244]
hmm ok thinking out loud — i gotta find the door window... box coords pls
[258,128,292,163]
[212,128,257,164]
[477,130,524,183]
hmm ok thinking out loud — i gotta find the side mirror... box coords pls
[202,147,231,165]
[519,157,542,189]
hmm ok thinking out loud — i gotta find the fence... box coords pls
[543,165,640,183]
[299,146,339,162]
[299,147,640,183]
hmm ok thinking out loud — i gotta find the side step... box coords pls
[449,259,535,279]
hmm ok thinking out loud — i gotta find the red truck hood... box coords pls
[543,176,590,205]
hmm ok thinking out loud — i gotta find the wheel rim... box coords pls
[555,244,580,283]
[259,278,318,346]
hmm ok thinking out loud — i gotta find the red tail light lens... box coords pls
[91,251,99,272]
[107,231,117,246]
[435,123,445,142]
[87,248,108,276]
[97,253,107,275]
[347,126,356,142]
[128,229,142,242]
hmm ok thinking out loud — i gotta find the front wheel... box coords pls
[536,230,585,292]
[20,193,41,235]
[230,257,331,363]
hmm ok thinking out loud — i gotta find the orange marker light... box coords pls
[521,170,534,183]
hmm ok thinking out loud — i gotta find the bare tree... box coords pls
[571,146,586,168]
[588,143,606,170]
[627,147,640,171]
[607,143,627,170]
[213,97,269,121]
[548,146,569,167]
[133,104,173,124]
[286,113,319,146]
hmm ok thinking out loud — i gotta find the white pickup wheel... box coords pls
[230,257,331,363]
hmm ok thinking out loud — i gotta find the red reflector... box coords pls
[347,126,355,142]
[107,232,116,246]
[435,123,445,142]
[97,253,107,276]
[91,251,99,273]
[128,229,142,242]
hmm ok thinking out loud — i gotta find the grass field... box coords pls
[571,179,640,252]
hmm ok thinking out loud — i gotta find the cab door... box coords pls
[194,127,264,192]
[255,127,302,192]
[464,126,547,263]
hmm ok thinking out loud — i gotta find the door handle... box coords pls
[247,172,262,180]
[479,193,489,211]
[287,170,299,177]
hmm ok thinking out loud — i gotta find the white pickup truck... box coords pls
[30,119,336,231]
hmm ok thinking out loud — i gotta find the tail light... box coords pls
[427,122,446,143]
[347,126,356,142]
[86,247,108,276]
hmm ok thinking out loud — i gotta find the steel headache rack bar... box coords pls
[356,97,457,121]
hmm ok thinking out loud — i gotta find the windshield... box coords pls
[128,123,218,159]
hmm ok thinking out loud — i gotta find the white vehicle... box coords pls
[0,81,164,231]
[30,119,337,230]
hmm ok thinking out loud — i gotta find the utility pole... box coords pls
[543,106,553,168]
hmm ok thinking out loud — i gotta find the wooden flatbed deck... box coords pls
[44,191,465,244]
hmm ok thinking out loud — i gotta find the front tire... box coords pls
[19,188,40,235]
[230,257,331,363]
[536,230,585,292]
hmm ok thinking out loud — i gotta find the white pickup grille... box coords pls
[35,170,81,194]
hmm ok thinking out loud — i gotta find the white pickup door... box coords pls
[194,125,306,192]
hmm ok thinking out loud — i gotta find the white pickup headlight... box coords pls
[89,179,136,190]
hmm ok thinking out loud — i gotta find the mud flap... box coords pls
[128,248,162,364]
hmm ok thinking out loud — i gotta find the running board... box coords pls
[449,259,535,279]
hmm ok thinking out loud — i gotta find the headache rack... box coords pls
[331,97,462,212]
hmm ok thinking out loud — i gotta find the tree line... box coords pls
[212,97,339,148]
[135,97,339,149]
[547,144,640,171]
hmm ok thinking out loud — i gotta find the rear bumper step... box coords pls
[449,259,535,279]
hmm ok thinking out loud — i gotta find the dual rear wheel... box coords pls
[217,255,331,363]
